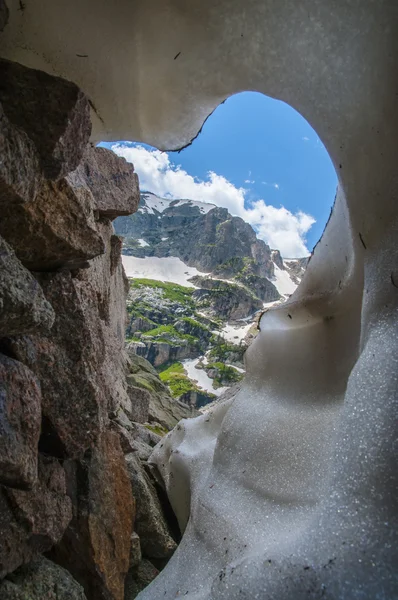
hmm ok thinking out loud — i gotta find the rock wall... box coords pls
[0,59,178,600]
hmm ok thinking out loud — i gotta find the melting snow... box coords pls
[137,239,149,247]
[172,199,216,214]
[122,256,206,287]
[219,322,252,343]
[140,192,170,214]
[182,358,228,396]
[139,192,216,216]
[271,263,298,296]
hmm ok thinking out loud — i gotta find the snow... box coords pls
[219,322,252,343]
[161,237,169,241]
[182,358,228,397]
[139,192,216,216]
[140,192,171,214]
[271,263,298,296]
[122,255,206,287]
[137,239,149,247]
[173,199,216,214]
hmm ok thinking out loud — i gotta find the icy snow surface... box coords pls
[182,358,228,396]
[122,256,205,287]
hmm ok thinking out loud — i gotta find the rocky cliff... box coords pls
[115,192,282,302]
[114,193,305,406]
[0,59,187,600]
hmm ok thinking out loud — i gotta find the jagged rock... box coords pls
[0,102,42,205]
[0,456,72,578]
[284,257,309,285]
[131,339,196,368]
[0,235,54,336]
[76,221,129,344]
[0,556,87,599]
[115,193,277,287]
[0,59,91,180]
[124,560,159,600]
[129,532,142,569]
[49,430,134,600]
[270,249,284,270]
[125,352,196,430]
[191,277,263,320]
[0,177,105,271]
[72,145,140,219]
[0,0,8,32]
[6,271,109,458]
[126,384,151,423]
[0,354,41,489]
[125,452,177,560]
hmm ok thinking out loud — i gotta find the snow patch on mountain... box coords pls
[122,255,206,287]
[271,263,298,296]
[140,191,216,215]
[182,358,228,397]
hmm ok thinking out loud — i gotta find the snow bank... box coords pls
[182,358,228,396]
[122,255,206,287]
[271,263,298,296]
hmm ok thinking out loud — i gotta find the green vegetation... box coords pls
[208,341,245,362]
[143,323,200,347]
[144,324,177,337]
[206,361,243,387]
[144,423,169,436]
[125,335,143,343]
[181,316,209,333]
[158,361,199,398]
[130,279,194,306]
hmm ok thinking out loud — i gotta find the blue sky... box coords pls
[101,92,337,257]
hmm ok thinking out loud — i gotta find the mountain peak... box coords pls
[140,191,217,216]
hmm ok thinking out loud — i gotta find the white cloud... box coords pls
[273,183,280,189]
[112,144,315,257]
[302,136,310,142]
[244,179,255,184]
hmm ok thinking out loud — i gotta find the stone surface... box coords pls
[0,0,8,32]
[125,452,176,560]
[6,271,109,458]
[0,455,72,578]
[72,145,140,219]
[6,259,132,458]
[76,220,129,344]
[0,177,105,271]
[0,556,87,599]
[0,234,54,336]
[50,430,134,600]
[125,560,159,600]
[125,352,196,430]
[0,353,41,489]
[0,59,91,180]
[0,102,41,205]
[129,532,142,569]
[126,384,151,424]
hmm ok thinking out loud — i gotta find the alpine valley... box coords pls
[114,192,308,410]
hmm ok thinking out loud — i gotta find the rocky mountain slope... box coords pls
[114,193,307,407]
